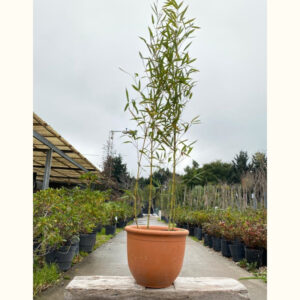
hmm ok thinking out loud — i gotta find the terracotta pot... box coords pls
[125,225,188,288]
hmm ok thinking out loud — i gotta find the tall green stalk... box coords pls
[133,128,148,227]
[147,138,154,228]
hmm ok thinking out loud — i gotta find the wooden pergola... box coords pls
[33,113,102,188]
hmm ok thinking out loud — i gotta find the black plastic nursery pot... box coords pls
[203,233,209,246]
[204,234,213,247]
[229,243,245,262]
[245,247,263,267]
[182,223,189,230]
[194,227,202,240]
[117,220,126,228]
[212,236,221,252]
[262,248,267,266]
[221,238,232,258]
[79,233,97,253]
[234,239,245,256]
[105,224,116,235]
[72,240,80,256]
[45,248,56,264]
[55,245,76,272]
[188,225,195,236]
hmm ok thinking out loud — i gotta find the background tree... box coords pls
[250,152,267,174]
[182,160,233,187]
[231,151,250,183]
[102,154,132,192]
[182,160,203,188]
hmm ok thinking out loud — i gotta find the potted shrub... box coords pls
[104,202,117,235]
[193,211,209,240]
[124,0,199,288]
[33,189,79,271]
[73,191,98,253]
[228,217,246,262]
[211,222,222,252]
[241,221,266,267]
[202,222,213,248]
[219,221,234,258]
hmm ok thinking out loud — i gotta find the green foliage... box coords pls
[241,221,267,248]
[183,160,234,187]
[93,230,113,250]
[124,0,199,228]
[250,152,267,173]
[232,151,250,183]
[33,188,132,255]
[111,154,130,184]
[238,259,267,283]
[79,172,98,189]
[33,263,61,296]
[102,153,132,191]
[173,206,267,248]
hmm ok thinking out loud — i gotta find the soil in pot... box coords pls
[229,243,244,262]
[79,233,97,253]
[105,224,116,235]
[221,238,232,257]
[55,245,76,272]
[212,236,221,252]
[125,225,188,288]
[245,247,263,267]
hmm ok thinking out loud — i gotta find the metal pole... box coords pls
[34,130,88,172]
[42,148,53,190]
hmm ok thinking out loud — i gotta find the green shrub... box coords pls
[33,187,110,254]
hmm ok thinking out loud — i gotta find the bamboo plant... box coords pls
[124,0,199,229]
[154,0,200,229]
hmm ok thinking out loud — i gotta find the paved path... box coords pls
[37,216,266,300]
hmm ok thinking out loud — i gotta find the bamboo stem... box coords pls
[169,129,176,230]
[147,138,153,228]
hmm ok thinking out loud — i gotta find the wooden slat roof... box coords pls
[33,112,102,184]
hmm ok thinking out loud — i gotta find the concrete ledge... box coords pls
[65,276,250,300]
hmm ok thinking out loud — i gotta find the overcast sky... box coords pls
[33,0,266,177]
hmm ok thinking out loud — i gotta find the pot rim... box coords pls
[125,225,189,236]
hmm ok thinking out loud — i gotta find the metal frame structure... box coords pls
[33,113,102,188]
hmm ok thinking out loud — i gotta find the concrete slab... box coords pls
[36,216,266,300]
[65,276,249,300]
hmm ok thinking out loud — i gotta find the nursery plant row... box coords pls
[161,207,267,267]
[33,187,135,272]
